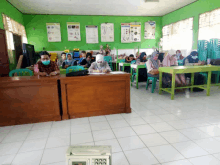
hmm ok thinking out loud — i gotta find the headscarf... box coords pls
[139,52,147,62]
[176,50,181,60]
[162,53,177,67]
[183,51,199,65]
[150,51,159,69]
[96,54,104,68]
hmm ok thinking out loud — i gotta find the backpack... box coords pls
[66,70,88,77]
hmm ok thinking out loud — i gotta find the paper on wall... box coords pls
[144,21,156,39]
[101,23,114,42]
[130,22,141,42]
[86,25,99,43]
[67,22,81,41]
[46,23,61,42]
[121,23,131,43]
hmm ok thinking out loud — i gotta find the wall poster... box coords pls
[121,23,131,43]
[46,23,61,42]
[101,23,114,42]
[144,21,156,39]
[130,22,141,42]
[67,22,81,41]
[86,25,99,43]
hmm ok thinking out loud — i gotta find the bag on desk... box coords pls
[66,70,88,77]
[210,59,220,65]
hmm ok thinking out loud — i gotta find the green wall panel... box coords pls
[23,14,162,51]
[162,0,220,49]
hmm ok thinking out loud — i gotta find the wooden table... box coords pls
[130,64,146,89]
[0,76,61,126]
[60,72,131,119]
[159,65,220,100]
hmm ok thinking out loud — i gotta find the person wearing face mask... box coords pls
[146,51,162,78]
[176,50,184,60]
[183,51,205,66]
[62,53,77,69]
[57,52,66,67]
[88,54,112,73]
[37,51,60,76]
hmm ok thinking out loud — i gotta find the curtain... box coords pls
[162,18,193,56]
[199,8,220,40]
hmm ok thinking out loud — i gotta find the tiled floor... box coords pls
[1,84,220,165]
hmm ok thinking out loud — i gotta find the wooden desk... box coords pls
[0,76,61,126]
[60,72,131,119]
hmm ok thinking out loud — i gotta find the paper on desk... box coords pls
[110,72,125,74]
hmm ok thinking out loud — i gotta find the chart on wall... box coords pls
[130,22,141,42]
[144,21,156,39]
[46,23,61,42]
[67,22,81,41]
[121,23,131,43]
[101,23,114,42]
[86,25,99,43]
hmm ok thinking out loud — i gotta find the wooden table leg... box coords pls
[207,71,212,96]
[171,73,176,100]
[159,71,162,94]
[191,73,194,93]
[136,67,139,89]
[130,67,133,86]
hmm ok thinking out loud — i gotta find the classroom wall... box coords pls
[162,0,220,50]
[23,14,162,52]
[0,0,24,29]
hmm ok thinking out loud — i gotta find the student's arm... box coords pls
[103,62,112,72]
[184,59,194,66]
[88,63,96,73]
[50,62,60,76]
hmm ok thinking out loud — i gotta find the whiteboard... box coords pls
[101,23,114,42]
[46,23,61,42]
[86,25,99,43]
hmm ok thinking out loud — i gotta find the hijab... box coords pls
[176,50,182,60]
[162,53,177,67]
[96,54,105,68]
[139,52,147,62]
[65,54,75,65]
[150,51,159,69]
[183,51,199,65]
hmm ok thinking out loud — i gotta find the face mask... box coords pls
[192,56,198,59]
[42,60,50,65]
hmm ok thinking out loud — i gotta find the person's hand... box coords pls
[65,65,69,69]
[39,72,47,76]
[50,72,57,76]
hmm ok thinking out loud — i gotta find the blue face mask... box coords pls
[42,60,50,65]
[192,56,198,60]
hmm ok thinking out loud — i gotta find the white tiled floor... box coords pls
[1,84,220,165]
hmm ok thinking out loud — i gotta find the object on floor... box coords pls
[66,146,112,165]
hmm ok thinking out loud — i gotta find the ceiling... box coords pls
[8,0,197,16]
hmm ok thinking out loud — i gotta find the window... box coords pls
[162,18,193,56]
[2,14,28,64]
[199,8,220,40]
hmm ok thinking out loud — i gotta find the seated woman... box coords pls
[163,53,186,86]
[146,51,161,78]
[176,50,184,60]
[62,53,77,69]
[37,51,60,76]
[88,54,112,73]
[80,53,92,68]
[57,52,66,67]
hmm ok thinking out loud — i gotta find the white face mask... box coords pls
[96,54,104,68]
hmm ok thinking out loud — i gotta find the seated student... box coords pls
[139,52,147,62]
[146,51,161,78]
[125,54,135,63]
[88,54,112,73]
[57,52,66,67]
[37,51,60,76]
[184,51,205,66]
[79,51,86,64]
[163,53,186,86]
[176,50,184,60]
[80,53,92,68]
[62,53,77,69]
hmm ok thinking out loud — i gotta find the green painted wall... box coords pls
[0,0,24,70]
[23,14,162,51]
[162,0,220,49]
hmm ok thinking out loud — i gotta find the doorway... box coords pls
[0,29,9,76]
[13,34,23,64]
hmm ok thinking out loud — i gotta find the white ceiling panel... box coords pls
[7,0,197,16]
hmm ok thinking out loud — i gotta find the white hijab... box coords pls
[96,54,104,68]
